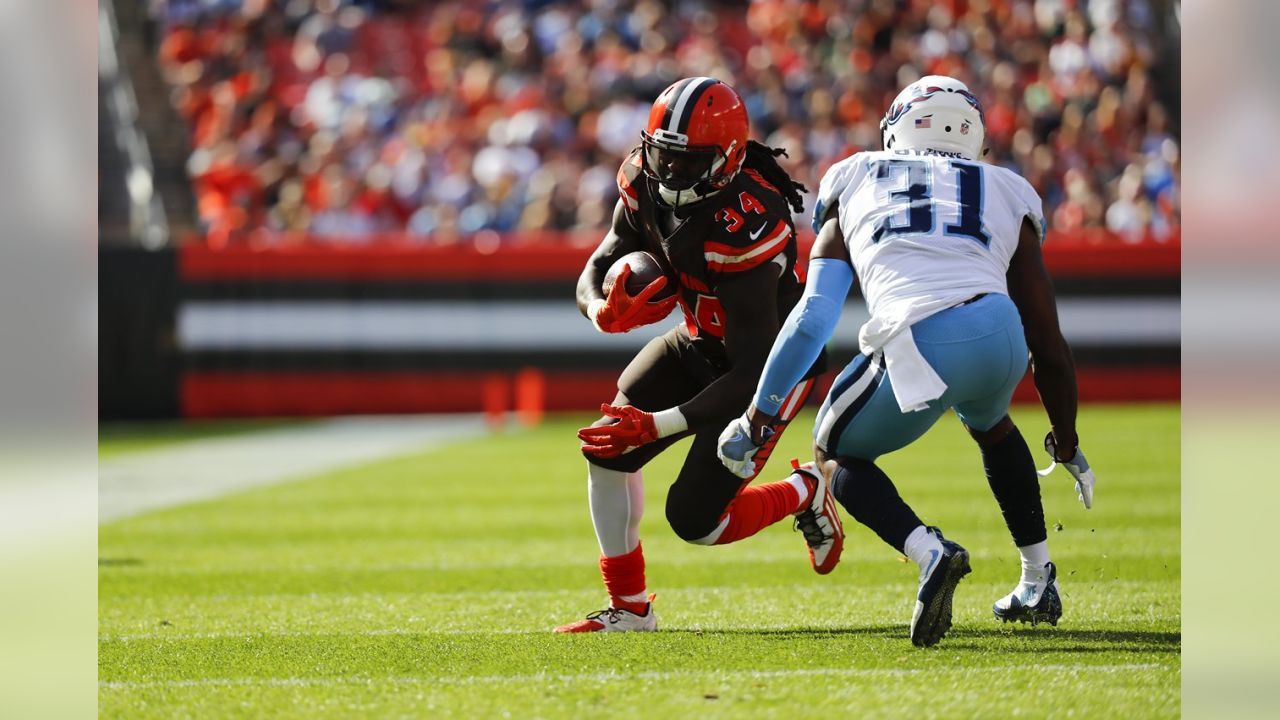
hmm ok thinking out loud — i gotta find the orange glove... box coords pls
[578,404,661,458]
[589,264,677,333]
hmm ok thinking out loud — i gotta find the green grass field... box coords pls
[98,419,306,459]
[99,403,1180,718]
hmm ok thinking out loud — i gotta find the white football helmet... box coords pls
[880,75,986,160]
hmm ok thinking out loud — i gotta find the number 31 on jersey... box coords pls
[871,158,991,247]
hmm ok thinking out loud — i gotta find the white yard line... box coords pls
[98,415,487,523]
[102,628,541,642]
[100,663,1171,690]
[96,547,1181,575]
[99,621,1181,643]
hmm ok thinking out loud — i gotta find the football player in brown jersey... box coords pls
[555,78,845,632]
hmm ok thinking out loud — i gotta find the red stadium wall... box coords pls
[179,232,1180,282]
[181,366,1179,419]
[176,232,1179,418]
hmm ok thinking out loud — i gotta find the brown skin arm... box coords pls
[1005,217,1079,460]
[677,261,784,428]
[576,199,645,318]
[810,210,854,263]
[745,208,851,442]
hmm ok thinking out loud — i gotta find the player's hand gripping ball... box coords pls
[590,251,677,333]
[602,251,673,299]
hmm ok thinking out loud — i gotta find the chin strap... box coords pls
[657,178,729,208]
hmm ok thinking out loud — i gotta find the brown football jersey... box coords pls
[616,148,810,348]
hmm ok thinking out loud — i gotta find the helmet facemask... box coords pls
[641,130,736,208]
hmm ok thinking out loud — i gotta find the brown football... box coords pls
[602,251,675,300]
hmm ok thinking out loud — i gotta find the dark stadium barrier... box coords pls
[101,247,181,419]
[166,232,1179,418]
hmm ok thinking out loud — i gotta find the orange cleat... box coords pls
[791,461,844,575]
[554,595,658,633]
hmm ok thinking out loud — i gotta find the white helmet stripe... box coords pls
[666,76,717,135]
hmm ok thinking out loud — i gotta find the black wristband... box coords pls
[1043,431,1078,463]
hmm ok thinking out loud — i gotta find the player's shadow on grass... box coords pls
[941,628,1181,654]
[671,627,1180,654]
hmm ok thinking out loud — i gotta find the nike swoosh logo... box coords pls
[923,549,940,577]
[749,222,771,240]
[728,430,746,444]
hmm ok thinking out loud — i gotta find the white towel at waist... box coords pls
[858,295,963,413]
[877,328,947,412]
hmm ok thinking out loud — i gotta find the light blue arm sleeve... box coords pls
[752,258,854,415]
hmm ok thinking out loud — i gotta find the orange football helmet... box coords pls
[641,77,749,208]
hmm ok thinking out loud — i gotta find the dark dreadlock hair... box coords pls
[742,140,808,214]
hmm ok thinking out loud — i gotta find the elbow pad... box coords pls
[794,293,842,341]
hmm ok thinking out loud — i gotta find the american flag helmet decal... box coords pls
[882,84,985,130]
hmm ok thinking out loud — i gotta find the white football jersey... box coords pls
[814,148,1045,324]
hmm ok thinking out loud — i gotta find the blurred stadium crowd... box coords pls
[149,0,1180,246]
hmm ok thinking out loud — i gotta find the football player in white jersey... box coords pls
[717,76,1098,647]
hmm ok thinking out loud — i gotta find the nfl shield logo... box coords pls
[915,116,931,129]
[961,122,970,135]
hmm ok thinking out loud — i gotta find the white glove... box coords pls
[717,414,769,479]
[1037,433,1096,509]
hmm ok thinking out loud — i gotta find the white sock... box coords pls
[902,525,943,573]
[785,472,811,512]
[1017,541,1051,584]
[588,464,644,557]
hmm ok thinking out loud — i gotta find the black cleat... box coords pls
[993,562,1063,626]
[909,527,971,647]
